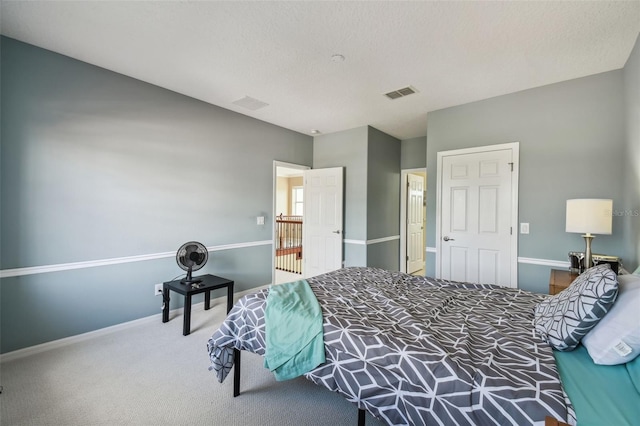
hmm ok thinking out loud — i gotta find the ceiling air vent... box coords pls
[232,96,269,111]
[384,86,417,100]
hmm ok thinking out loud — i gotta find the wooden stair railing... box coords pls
[275,215,303,274]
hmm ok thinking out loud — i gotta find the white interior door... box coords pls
[303,167,344,278]
[407,173,424,273]
[438,147,516,287]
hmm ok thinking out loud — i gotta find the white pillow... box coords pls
[582,274,640,365]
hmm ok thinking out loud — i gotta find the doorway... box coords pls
[400,168,426,275]
[273,161,309,285]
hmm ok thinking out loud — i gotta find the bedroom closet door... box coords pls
[303,167,344,278]
[437,143,518,287]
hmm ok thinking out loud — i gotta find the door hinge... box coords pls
[508,162,514,172]
[510,227,513,235]
[406,255,409,261]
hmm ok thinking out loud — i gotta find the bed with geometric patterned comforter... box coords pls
[208,267,575,425]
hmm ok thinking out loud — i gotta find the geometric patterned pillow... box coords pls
[533,263,619,351]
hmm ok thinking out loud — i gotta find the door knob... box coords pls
[332,230,341,234]
[443,236,454,241]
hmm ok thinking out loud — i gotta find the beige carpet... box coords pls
[0,298,386,426]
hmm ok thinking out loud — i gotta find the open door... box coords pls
[303,167,344,278]
[407,173,425,274]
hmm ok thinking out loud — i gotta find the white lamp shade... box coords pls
[566,199,613,235]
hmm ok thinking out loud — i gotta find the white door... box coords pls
[438,146,517,287]
[407,173,424,273]
[303,167,344,278]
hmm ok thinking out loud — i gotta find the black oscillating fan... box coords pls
[176,241,208,285]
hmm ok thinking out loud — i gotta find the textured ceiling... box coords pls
[1,1,639,140]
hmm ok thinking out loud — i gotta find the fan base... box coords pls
[180,278,203,285]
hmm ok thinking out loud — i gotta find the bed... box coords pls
[207,266,640,425]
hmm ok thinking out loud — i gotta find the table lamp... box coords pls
[566,199,613,270]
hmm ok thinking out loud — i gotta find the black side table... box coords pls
[162,274,234,336]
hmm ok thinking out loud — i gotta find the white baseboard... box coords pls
[0,284,270,363]
[1,312,163,363]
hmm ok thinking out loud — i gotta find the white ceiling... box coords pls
[1,1,639,140]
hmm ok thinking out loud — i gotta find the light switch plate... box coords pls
[520,223,530,234]
[257,216,265,225]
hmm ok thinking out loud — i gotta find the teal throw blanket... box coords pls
[264,279,325,381]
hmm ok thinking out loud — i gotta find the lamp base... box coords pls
[582,233,595,271]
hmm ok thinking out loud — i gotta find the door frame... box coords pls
[435,142,519,286]
[272,160,310,285]
[400,168,426,273]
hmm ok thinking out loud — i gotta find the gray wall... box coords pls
[314,126,401,270]
[313,127,368,242]
[426,70,627,293]
[622,34,640,271]
[367,127,401,240]
[401,136,427,170]
[0,37,313,353]
[313,126,368,267]
[367,127,400,270]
